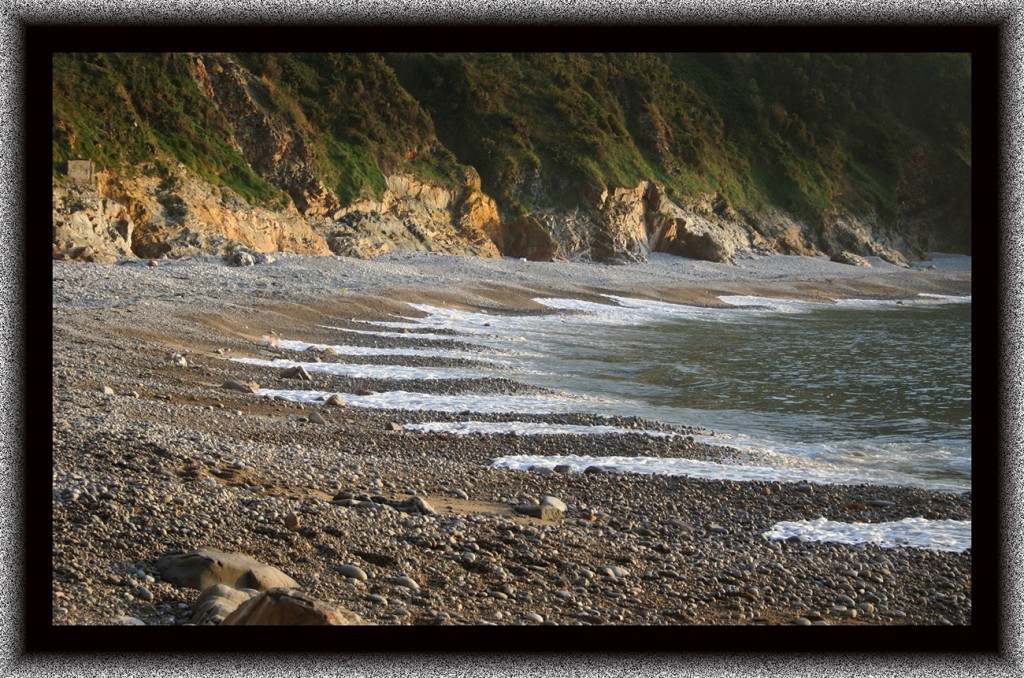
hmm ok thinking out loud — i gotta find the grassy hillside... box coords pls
[52,52,971,250]
[52,52,288,207]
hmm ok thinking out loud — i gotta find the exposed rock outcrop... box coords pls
[540,182,756,264]
[52,184,135,263]
[325,174,502,259]
[53,164,332,261]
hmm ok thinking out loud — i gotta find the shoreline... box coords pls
[51,252,973,627]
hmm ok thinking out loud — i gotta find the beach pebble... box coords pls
[112,615,146,626]
[540,496,567,512]
[394,576,420,591]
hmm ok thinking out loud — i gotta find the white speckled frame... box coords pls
[7,7,1015,677]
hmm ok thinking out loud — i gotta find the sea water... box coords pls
[505,295,973,494]
[239,292,971,494]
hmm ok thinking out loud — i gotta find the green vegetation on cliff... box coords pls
[52,51,971,252]
[52,53,287,206]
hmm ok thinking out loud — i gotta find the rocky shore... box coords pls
[50,251,973,628]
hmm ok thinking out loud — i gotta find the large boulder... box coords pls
[155,548,298,592]
[192,583,259,625]
[222,588,369,625]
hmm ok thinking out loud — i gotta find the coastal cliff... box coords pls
[52,53,970,265]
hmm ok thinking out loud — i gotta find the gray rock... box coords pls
[325,394,346,407]
[515,503,564,521]
[394,576,419,591]
[540,496,568,512]
[112,615,146,626]
[226,251,256,267]
[553,465,574,475]
[282,365,312,380]
[406,495,437,515]
[222,379,259,393]
[308,411,327,425]
[155,547,298,592]
[829,251,872,267]
[338,564,368,581]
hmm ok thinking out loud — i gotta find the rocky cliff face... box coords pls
[326,174,502,259]
[53,166,332,263]
[51,162,912,267]
[53,52,963,267]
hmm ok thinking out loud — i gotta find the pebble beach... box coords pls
[49,251,975,629]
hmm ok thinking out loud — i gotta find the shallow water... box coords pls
[339,293,972,493]
[517,297,973,492]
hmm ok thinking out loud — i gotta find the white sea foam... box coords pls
[762,517,971,553]
[717,295,826,313]
[257,388,608,414]
[491,452,966,491]
[231,357,488,381]
[916,293,972,302]
[402,420,679,437]
[689,433,970,493]
[270,337,511,362]
[833,293,972,309]
[720,293,971,312]
[320,325,502,343]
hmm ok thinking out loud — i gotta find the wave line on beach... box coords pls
[762,517,971,553]
[402,420,680,437]
[256,388,609,414]
[492,452,967,492]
